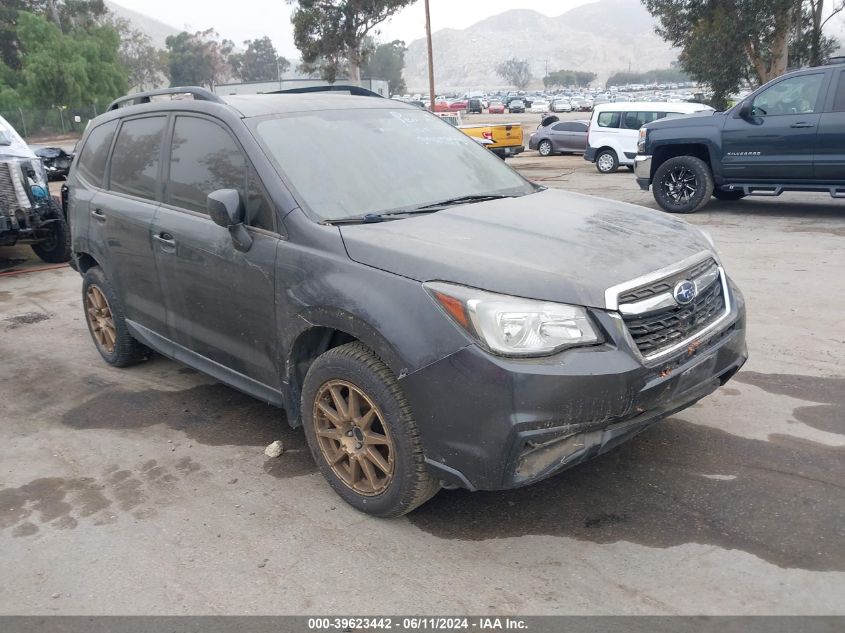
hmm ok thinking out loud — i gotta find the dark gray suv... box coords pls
[69,86,748,517]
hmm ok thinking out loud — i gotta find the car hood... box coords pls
[339,188,713,309]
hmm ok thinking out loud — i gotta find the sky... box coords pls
[109,0,594,58]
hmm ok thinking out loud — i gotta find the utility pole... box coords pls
[425,0,436,111]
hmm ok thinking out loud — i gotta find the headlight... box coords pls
[637,127,648,154]
[424,281,601,357]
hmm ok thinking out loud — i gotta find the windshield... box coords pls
[253,107,535,222]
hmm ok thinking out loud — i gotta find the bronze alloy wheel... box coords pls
[312,379,395,496]
[85,285,116,354]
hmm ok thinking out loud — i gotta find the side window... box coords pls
[752,73,825,116]
[109,116,166,201]
[167,116,275,230]
[597,112,620,128]
[832,70,845,111]
[622,111,660,129]
[77,120,117,188]
[552,122,571,132]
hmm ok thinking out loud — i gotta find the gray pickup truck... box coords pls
[636,61,845,213]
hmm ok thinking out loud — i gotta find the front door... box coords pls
[721,72,826,181]
[814,68,845,181]
[152,114,281,388]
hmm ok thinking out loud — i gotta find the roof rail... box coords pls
[268,85,384,98]
[107,86,224,111]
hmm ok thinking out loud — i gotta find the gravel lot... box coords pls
[0,143,843,615]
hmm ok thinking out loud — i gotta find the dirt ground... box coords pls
[0,151,843,615]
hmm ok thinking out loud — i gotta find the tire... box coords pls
[82,267,150,367]
[713,189,746,201]
[301,342,440,518]
[31,198,71,263]
[538,140,553,157]
[595,149,618,174]
[652,155,714,214]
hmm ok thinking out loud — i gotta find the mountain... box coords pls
[403,0,678,92]
[105,0,180,49]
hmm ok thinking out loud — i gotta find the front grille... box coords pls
[0,161,31,215]
[622,264,726,358]
[619,257,716,304]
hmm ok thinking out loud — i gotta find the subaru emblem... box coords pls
[674,280,697,306]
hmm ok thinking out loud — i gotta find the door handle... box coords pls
[90,208,106,222]
[790,122,815,128]
[153,232,176,248]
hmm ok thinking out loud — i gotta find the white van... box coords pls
[585,101,714,173]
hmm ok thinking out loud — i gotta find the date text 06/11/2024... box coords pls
[307,617,529,630]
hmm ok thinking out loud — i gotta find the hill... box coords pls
[403,0,678,91]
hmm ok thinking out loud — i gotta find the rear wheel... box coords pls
[653,155,714,214]
[538,140,553,157]
[713,189,746,201]
[595,149,618,173]
[302,342,440,517]
[82,267,150,367]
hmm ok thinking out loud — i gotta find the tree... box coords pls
[496,58,532,90]
[0,0,107,71]
[287,0,415,82]
[643,0,844,109]
[543,69,596,89]
[111,18,169,91]
[14,11,125,107]
[166,29,234,89]
[364,39,406,94]
[230,36,289,82]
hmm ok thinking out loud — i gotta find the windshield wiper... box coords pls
[323,193,520,226]
[412,193,517,211]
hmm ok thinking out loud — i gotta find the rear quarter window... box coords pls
[76,120,118,188]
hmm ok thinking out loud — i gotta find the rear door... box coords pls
[551,121,588,152]
[91,115,169,337]
[152,114,281,388]
[814,68,845,181]
[722,72,826,181]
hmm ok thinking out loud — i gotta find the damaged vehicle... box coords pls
[34,146,73,181]
[69,86,747,518]
[0,115,71,263]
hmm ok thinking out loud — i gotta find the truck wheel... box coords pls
[653,155,714,214]
[82,267,150,367]
[713,189,746,201]
[31,199,71,263]
[538,140,553,157]
[595,149,618,173]
[301,342,440,518]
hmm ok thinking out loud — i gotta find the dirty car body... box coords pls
[69,88,747,513]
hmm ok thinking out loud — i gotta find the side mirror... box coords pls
[738,100,753,119]
[206,189,252,252]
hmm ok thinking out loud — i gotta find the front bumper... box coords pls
[402,284,747,491]
[634,154,652,190]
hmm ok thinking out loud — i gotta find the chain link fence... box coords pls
[0,104,105,141]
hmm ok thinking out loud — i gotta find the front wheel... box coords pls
[652,155,714,214]
[595,149,618,174]
[302,342,440,517]
[538,140,553,157]
[31,199,71,263]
